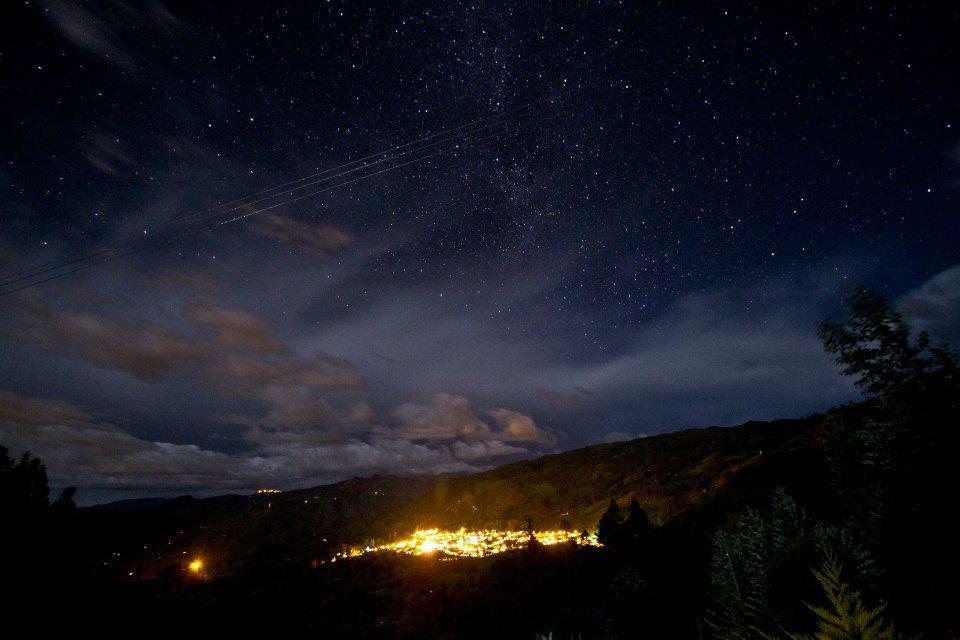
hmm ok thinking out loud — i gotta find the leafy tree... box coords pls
[817,287,955,400]
[706,490,877,640]
[819,288,959,633]
[764,553,915,640]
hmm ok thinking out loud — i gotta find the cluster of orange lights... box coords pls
[181,529,596,573]
[332,528,598,562]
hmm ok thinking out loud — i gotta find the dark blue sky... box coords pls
[1,1,957,504]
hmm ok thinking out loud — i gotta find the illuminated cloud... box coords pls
[487,407,553,444]
[391,394,493,441]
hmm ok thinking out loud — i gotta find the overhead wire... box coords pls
[0,63,652,297]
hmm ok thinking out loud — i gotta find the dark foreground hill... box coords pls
[76,413,827,579]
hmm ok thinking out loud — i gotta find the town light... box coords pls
[335,528,598,561]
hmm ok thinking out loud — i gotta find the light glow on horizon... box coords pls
[332,528,598,561]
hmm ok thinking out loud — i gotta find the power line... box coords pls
[0,65,651,297]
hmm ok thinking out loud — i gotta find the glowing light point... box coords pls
[189,559,203,573]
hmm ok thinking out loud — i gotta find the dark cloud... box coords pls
[6,297,366,436]
[0,389,97,428]
[12,300,204,382]
[535,387,570,409]
[137,268,222,296]
[188,303,286,355]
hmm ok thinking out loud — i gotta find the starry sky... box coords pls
[1,1,958,504]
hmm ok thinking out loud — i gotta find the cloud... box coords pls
[7,298,366,437]
[81,133,138,175]
[451,440,527,460]
[392,394,493,441]
[389,394,550,445]
[208,351,364,399]
[0,390,489,503]
[535,387,570,409]
[12,302,204,382]
[188,303,286,354]
[39,0,194,73]
[0,390,96,428]
[899,263,960,346]
[249,213,353,258]
[137,268,221,295]
[487,407,553,443]
[530,285,859,433]
[40,1,137,70]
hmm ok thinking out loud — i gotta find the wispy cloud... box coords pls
[248,213,353,259]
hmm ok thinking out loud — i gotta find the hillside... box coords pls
[387,416,822,533]
[77,414,826,577]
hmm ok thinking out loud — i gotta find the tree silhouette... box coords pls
[1,445,78,544]
[818,286,958,402]
[625,497,650,539]
[51,486,77,518]
[524,515,540,551]
[597,499,623,547]
[770,286,960,635]
[1,446,51,524]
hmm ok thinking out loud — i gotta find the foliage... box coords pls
[705,490,878,640]
[764,553,915,640]
[707,288,958,640]
[816,287,955,400]
[818,288,959,634]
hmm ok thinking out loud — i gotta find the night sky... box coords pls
[1,1,957,504]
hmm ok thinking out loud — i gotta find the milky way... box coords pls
[0,2,957,503]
